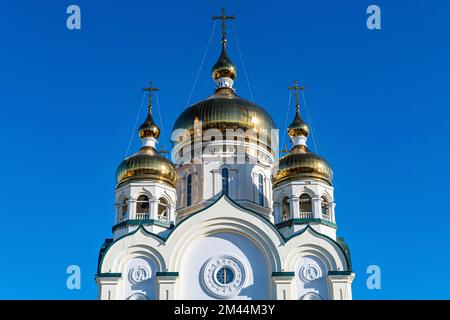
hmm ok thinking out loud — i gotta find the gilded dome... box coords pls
[172,90,276,147]
[288,109,309,138]
[116,146,177,188]
[212,46,237,81]
[274,145,333,186]
[139,112,160,139]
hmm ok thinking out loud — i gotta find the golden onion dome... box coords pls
[139,112,160,139]
[172,90,276,147]
[212,45,237,81]
[116,146,177,188]
[274,145,333,187]
[288,109,309,138]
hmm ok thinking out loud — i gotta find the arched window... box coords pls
[186,174,192,206]
[258,174,264,206]
[158,197,168,222]
[299,194,312,218]
[321,196,330,218]
[222,168,229,196]
[121,198,128,219]
[281,197,290,221]
[136,195,150,216]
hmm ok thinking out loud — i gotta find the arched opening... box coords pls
[281,197,290,221]
[121,198,128,221]
[299,194,312,218]
[222,168,229,196]
[258,174,264,206]
[186,174,192,206]
[321,196,330,219]
[158,197,168,222]
[136,195,150,219]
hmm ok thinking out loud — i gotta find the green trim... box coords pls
[328,271,353,276]
[276,218,337,229]
[112,219,172,232]
[98,194,351,273]
[156,272,179,277]
[337,237,353,271]
[272,271,295,277]
[96,272,122,278]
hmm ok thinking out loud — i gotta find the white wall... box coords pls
[179,232,269,300]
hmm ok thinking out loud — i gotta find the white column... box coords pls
[169,203,176,224]
[273,203,281,224]
[114,204,120,223]
[289,196,300,219]
[271,273,295,300]
[312,196,322,219]
[156,273,179,300]
[330,202,336,223]
[149,196,158,220]
[97,278,120,300]
[327,272,355,300]
[128,198,136,219]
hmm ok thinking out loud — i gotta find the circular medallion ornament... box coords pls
[300,263,321,282]
[302,292,322,300]
[129,265,150,284]
[202,256,245,298]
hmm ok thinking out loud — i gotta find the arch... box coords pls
[221,167,229,196]
[136,194,150,215]
[186,174,192,206]
[121,197,128,219]
[281,196,290,221]
[157,197,168,222]
[168,216,283,275]
[299,194,312,218]
[321,196,330,218]
[257,173,264,206]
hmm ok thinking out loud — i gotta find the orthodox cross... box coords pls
[279,143,290,156]
[213,8,235,46]
[142,81,160,114]
[288,80,304,112]
[159,143,170,157]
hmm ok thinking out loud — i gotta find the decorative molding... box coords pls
[300,263,321,282]
[202,256,245,298]
[271,271,295,277]
[275,218,337,229]
[96,272,122,278]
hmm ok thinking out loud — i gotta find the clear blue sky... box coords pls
[0,0,449,299]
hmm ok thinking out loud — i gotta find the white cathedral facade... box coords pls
[96,10,354,300]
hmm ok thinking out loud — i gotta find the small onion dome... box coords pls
[116,146,177,188]
[139,112,160,139]
[212,46,237,81]
[274,145,333,187]
[288,109,309,138]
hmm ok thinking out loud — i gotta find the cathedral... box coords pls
[96,9,355,300]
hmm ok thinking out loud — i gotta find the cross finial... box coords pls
[288,80,304,112]
[212,8,235,47]
[142,81,160,114]
[279,143,290,156]
[159,143,169,157]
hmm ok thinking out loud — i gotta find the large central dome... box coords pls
[172,90,276,138]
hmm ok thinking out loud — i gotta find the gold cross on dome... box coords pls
[279,144,290,156]
[159,144,169,157]
[142,81,160,113]
[288,80,304,112]
[212,8,235,46]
